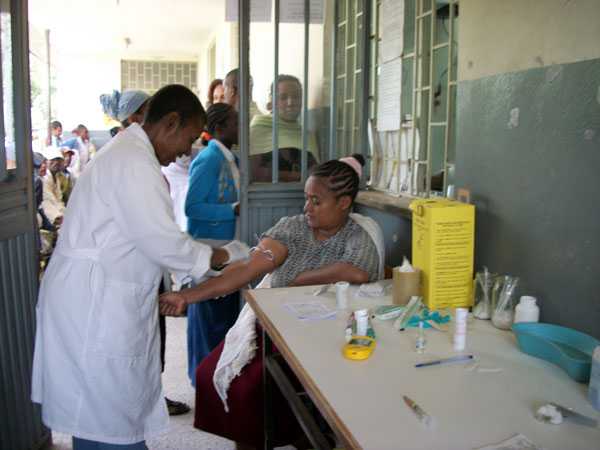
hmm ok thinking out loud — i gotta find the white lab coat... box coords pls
[31,123,213,444]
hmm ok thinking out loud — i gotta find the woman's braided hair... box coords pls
[310,153,365,202]
[202,103,235,145]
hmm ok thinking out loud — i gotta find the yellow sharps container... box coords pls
[410,198,475,310]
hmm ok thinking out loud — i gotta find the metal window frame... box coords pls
[0,6,7,182]
[359,0,371,177]
[266,0,313,184]
[271,0,280,183]
[443,1,457,191]
[0,0,33,188]
[328,0,338,160]
[409,0,458,196]
[352,0,458,197]
[238,0,250,242]
[332,0,372,161]
[300,0,310,182]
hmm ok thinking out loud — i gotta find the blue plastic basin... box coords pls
[512,322,600,383]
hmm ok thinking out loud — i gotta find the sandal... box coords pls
[165,397,190,416]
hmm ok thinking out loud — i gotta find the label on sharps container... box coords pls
[411,199,475,310]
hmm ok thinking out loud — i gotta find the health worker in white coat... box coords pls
[31,85,246,450]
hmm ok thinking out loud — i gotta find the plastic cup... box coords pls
[335,281,349,309]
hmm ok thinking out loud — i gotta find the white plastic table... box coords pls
[245,283,600,450]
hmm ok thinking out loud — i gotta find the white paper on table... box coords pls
[226,0,271,22]
[284,302,337,321]
[280,0,323,23]
[377,58,402,132]
[475,433,545,450]
[379,0,404,64]
[357,281,387,297]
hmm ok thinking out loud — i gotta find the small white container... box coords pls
[454,307,468,333]
[415,321,427,353]
[453,333,466,351]
[514,296,540,323]
[453,308,468,351]
[354,309,368,336]
[455,307,468,323]
[335,281,349,309]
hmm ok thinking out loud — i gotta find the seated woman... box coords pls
[250,74,319,182]
[160,154,384,449]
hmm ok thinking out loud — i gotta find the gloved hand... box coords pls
[222,240,251,265]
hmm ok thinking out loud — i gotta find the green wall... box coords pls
[455,58,600,338]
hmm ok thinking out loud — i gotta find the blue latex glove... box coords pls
[407,308,451,328]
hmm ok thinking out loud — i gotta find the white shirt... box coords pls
[161,157,191,232]
[77,136,94,167]
[31,123,213,444]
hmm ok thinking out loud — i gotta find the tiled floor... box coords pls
[50,317,235,450]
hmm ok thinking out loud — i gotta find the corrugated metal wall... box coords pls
[0,233,48,450]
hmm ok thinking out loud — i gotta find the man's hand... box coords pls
[159,292,187,316]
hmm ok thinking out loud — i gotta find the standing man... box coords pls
[40,147,66,227]
[46,120,63,147]
[222,68,260,122]
[32,85,247,449]
[62,124,97,174]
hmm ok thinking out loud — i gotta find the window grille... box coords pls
[339,0,459,197]
[334,0,366,158]
[121,60,198,95]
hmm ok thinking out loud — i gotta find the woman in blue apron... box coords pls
[185,103,241,385]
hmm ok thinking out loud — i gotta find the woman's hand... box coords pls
[159,292,187,316]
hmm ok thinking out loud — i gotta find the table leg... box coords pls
[264,353,333,450]
[263,329,275,450]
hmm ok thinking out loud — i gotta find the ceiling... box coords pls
[29,0,226,59]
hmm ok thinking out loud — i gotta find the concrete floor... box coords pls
[50,317,235,450]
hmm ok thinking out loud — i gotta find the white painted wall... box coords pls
[459,0,600,81]
[197,22,237,106]
[51,53,121,131]
[29,0,226,136]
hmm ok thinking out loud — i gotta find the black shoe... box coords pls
[165,397,190,416]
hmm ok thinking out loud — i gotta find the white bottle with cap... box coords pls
[514,296,540,323]
[354,309,369,336]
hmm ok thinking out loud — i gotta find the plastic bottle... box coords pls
[514,296,540,323]
[589,346,600,411]
[453,308,468,351]
[354,309,368,336]
[335,281,349,309]
[415,321,426,353]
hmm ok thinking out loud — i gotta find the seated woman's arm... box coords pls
[289,262,369,286]
[292,223,379,287]
[160,238,288,315]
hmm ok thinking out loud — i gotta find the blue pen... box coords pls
[415,354,474,368]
